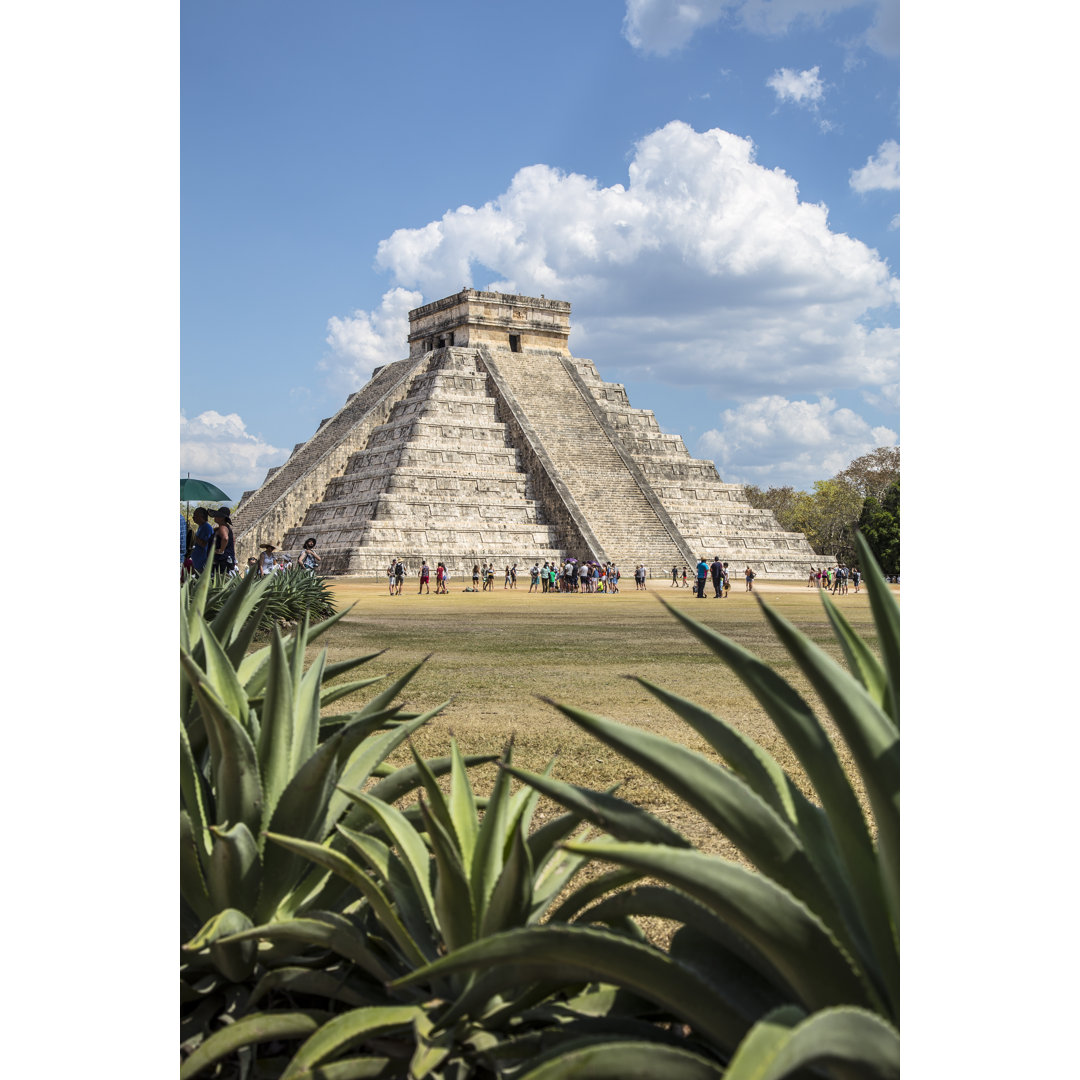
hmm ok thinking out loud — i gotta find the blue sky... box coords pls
[181,0,900,499]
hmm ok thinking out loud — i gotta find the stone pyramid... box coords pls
[232,290,820,578]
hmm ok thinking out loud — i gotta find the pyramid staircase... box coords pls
[278,348,568,576]
[568,359,824,577]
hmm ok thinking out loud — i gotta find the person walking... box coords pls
[744,566,755,592]
[681,566,689,588]
[696,556,709,598]
[394,559,405,594]
[418,560,430,594]
[722,562,731,597]
[671,565,679,587]
[435,561,447,593]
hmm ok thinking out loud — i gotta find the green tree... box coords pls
[834,446,900,502]
[858,480,900,576]
[797,479,863,562]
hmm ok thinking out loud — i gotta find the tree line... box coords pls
[742,446,899,575]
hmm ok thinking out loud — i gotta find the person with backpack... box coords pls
[394,559,405,594]
[744,566,755,592]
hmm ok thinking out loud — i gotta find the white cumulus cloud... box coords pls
[368,120,898,400]
[180,410,289,499]
[767,65,825,106]
[322,286,424,391]
[697,394,897,489]
[622,0,898,57]
[850,139,900,192]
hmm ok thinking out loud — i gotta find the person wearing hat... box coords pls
[259,542,277,577]
[211,507,236,575]
[299,537,320,573]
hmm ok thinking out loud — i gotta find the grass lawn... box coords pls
[315,574,894,864]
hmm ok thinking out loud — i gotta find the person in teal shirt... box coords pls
[696,557,709,598]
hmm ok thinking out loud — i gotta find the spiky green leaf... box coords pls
[180,1010,332,1080]
[280,1005,423,1080]
[723,1004,900,1080]
[517,1040,726,1079]
[564,840,878,1016]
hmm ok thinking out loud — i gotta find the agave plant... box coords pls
[181,565,496,1065]
[381,533,899,1079]
[180,736,695,1079]
[196,565,337,634]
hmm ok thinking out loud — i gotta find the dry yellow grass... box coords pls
[313,575,893,863]
[291,575,897,947]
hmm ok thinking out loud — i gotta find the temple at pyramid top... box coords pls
[408,289,572,357]
[232,290,821,578]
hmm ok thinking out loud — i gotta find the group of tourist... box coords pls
[518,560,629,593]
[181,505,321,581]
[182,506,237,579]
[380,558,664,595]
[386,558,449,595]
[680,558,752,599]
[666,560,754,598]
[807,565,862,594]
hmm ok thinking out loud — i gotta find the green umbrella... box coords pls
[180,477,231,503]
